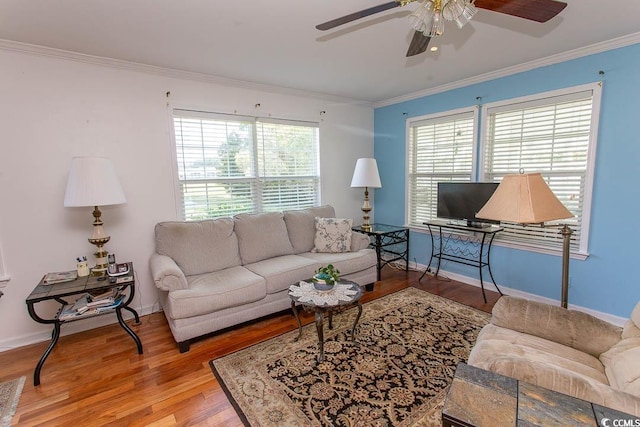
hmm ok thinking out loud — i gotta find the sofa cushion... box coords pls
[351,231,371,252]
[623,301,640,339]
[491,296,622,357]
[300,249,376,277]
[234,212,294,264]
[155,218,241,276]
[605,346,640,396]
[284,205,336,253]
[601,338,640,395]
[166,266,266,320]
[312,217,353,253]
[244,255,320,294]
[470,324,608,382]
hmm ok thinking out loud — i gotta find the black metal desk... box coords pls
[352,223,409,282]
[420,220,503,302]
[25,262,142,386]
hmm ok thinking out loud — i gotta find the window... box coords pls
[480,83,601,255]
[172,110,320,220]
[406,108,477,228]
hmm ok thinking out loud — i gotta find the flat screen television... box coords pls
[437,182,500,228]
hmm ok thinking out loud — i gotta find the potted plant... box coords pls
[312,264,341,290]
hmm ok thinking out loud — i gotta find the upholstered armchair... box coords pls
[468,296,640,416]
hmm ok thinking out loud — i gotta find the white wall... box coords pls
[0,43,374,350]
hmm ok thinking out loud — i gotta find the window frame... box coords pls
[404,83,600,259]
[170,108,320,220]
[405,106,479,228]
[479,82,601,258]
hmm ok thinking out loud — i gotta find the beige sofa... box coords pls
[468,296,640,416]
[149,205,377,352]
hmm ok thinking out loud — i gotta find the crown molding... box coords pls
[374,32,640,108]
[0,39,368,105]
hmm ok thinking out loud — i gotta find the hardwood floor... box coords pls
[1,268,500,426]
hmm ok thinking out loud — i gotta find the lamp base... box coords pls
[361,186,373,232]
[89,237,110,277]
[88,206,111,276]
[89,244,109,276]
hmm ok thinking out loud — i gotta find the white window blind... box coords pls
[256,119,320,212]
[407,108,477,227]
[481,83,601,254]
[172,110,319,220]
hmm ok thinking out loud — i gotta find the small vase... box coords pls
[313,281,335,292]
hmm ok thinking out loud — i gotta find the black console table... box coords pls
[25,263,142,386]
[420,220,503,302]
[352,223,409,282]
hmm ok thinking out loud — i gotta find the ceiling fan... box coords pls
[316,0,567,57]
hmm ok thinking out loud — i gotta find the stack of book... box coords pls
[58,289,125,321]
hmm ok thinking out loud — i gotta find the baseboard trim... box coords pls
[0,303,160,353]
[414,262,626,327]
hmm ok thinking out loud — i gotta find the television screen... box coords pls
[437,182,500,227]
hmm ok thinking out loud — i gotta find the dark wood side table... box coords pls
[288,280,363,362]
[443,363,639,427]
[352,223,410,282]
[25,262,143,386]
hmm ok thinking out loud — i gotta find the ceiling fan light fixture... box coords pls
[454,1,477,29]
[442,0,465,21]
[425,9,444,37]
[408,0,434,32]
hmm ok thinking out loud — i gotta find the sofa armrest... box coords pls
[491,296,622,357]
[350,231,371,252]
[149,253,189,292]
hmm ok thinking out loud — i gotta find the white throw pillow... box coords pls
[312,217,353,253]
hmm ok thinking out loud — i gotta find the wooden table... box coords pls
[443,363,639,427]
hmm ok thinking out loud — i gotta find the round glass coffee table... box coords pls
[288,280,363,362]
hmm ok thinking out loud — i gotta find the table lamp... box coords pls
[64,157,126,276]
[350,158,382,231]
[476,172,574,308]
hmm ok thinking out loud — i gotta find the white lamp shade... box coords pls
[476,172,573,224]
[350,158,382,188]
[64,157,126,207]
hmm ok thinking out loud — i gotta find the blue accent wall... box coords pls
[374,42,640,318]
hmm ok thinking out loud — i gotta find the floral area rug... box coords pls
[0,376,25,427]
[210,287,490,427]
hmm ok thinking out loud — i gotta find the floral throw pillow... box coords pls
[312,217,353,253]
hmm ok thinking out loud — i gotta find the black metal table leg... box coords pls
[33,322,61,386]
[420,224,436,281]
[123,305,141,324]
[291,300,303,342]
[486,232,503,296]
[315,311,325,362]
[115,307,143,354]
[351,303,363,339]
[375,234,383,281]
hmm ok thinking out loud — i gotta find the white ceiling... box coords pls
[1,0,639,103]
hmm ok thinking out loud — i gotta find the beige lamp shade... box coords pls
[64,157,126,207]
[476,172,573,224]
[350,158,382,188]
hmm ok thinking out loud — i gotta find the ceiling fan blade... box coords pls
[316,1,402,31]
[474,0,567,23]
[406,31,431,57]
